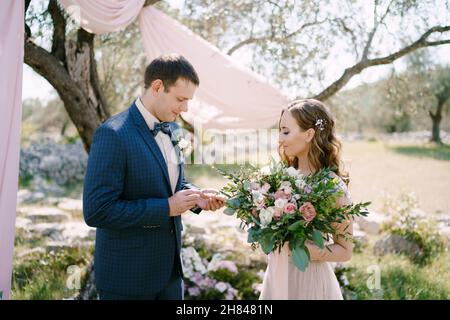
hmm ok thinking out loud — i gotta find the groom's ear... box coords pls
[150,79,164,94]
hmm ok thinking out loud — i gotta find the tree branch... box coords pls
[314,25,450,101]
[48,0,67,66]
[76,28,111,121]
[25,0,32,37]
[25,0,31,13]
[361,0,394,61]
[227,19,326,55]
[144,0,161,6]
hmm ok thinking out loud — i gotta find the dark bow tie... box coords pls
[151,122,180,147]
[151,122,172,138]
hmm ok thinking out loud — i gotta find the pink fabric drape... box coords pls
[60,0,288,129]
[0,0,24,300]
[139,7,288,129]
[59,0,145,34]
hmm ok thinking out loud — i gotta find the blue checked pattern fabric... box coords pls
[83,102,201,296]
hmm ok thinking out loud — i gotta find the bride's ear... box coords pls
[305,128,315,142]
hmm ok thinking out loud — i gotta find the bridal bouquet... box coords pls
[218,161,370,271]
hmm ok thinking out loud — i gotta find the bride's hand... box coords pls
[200,188,227,201]
[196,188,226,211]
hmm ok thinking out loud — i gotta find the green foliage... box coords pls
[12,247,93,300]
[390,143,450,161]
[341,250,450,300]
[382,193,445,265]
[219,162,370,271]
[208,268,261,300]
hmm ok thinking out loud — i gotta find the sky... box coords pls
[22,0,450,103]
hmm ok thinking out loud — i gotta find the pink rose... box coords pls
[284,202,297,214]
[273,207,283,220]
[274,190,291,200]
[299,202,317,223]
[261,183,271,193]
[251,182,261,190]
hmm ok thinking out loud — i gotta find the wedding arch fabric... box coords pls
[59,0,288,129]
[0,0,24,300]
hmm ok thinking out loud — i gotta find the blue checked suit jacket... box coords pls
[83,101,201,296]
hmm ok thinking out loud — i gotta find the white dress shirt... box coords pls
[135,97,180,194]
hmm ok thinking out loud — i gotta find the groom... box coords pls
[83,54,224,300]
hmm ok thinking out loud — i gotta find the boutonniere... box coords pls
[172,133,192,156]
[177,137,191,151]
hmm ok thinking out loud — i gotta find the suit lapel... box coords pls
[175,145,184,191]
[130,103,171,189]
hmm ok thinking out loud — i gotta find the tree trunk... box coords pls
[430,115,442,144]
[24,0,111,153]
[429,100,445,144]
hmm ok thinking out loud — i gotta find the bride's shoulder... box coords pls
[327,171,350,198]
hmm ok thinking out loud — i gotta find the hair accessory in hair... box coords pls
[315,119,326,131]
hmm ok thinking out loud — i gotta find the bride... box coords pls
[259,99,353,300]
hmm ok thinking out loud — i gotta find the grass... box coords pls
[344,247,450,300]
[12,246,93,300]
[332,141,450,215]
[389,143,450,161]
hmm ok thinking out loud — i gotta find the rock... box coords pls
[17,190,45,204]
[62,222,96,241]
[45,197,62,206]
[436,214,450,226]
[15,217,32,230]
[184,225,207,235]
[408,208,427,219]
[374,234,422,257]
[45,240,94,253]
[57,198,83,212]
[20,207,70,223]
[39,155,62,172]
[356,211,388,235]
[45,241,74,253]
[438,226,450,240]
[16,247,46,259]
[353,229,368,247]
[29,223,65,241]
[17,189,32,204]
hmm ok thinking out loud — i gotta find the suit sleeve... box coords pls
[181,176,203,215]
[83,125,170,229]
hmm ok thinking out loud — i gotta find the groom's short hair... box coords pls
[144,54,199,91]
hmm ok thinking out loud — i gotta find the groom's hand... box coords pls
[168,190,201,216]
[196,188,226,212]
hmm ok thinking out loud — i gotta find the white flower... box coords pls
[280,181,292,195]
[259,208,274,227]
[177,138,190,150]
[215,282,228,293]
[280,181,291,188]
[252,190,264,205]
[285,167,299,178]
[260,166,271,175]
[275,198,288,209]
[295,178,306,189]
[261,183,271,193]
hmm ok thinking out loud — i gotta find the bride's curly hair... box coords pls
[278,99,349,185]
